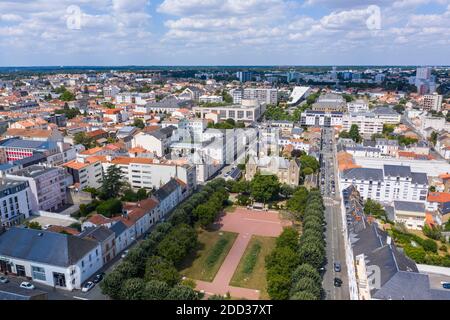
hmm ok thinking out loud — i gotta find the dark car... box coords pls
[93,273,105,284]
[334,278,343,287]
[334,262,341,272]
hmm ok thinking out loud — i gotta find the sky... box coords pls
[0,0,449,66]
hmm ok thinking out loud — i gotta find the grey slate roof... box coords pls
[411,172,428,185]
[153,178,181,201]
[372,106,398,115]
[110,220,127,237]
[342,167,384,181]
[383,164,411,177]
[394,201,425,213]
[0,227,99,267]
[78,226,114,242]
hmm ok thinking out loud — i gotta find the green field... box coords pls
[179,230,238,282]
[230,235,277,299]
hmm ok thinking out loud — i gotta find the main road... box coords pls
[320,127,350,300]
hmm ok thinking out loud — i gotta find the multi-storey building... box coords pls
[300,110,343,127]
[99,156,197,192]
[6,166,69,212]
[63,155,103,190]
[422,93,443,112]
[0,227,102,291]
[0,179,33,226]
[243,88,278,105]
[342,113,384,136]
[347,100,369,113]
[340,164,428,203]
[0,139,60,162]
[193,100,266,123]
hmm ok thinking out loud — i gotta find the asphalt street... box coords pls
[320,127,350,300]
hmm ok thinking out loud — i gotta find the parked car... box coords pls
[121,250,129,259]
[334,262,341,272]
[0,276,9,284]
[20,282,35,290]
[93,273,105,284]
[441,282,450,289]
[334,278,343,287]
[81,281,95,293]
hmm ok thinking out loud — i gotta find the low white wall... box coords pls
[417,264,450,277]
[35,210,78,223]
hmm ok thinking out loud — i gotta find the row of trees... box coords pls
[100,179,229,300]
[265,189,326,300]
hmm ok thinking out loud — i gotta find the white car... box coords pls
[81,281,95,293]
[121,250,129,259]
[0,276,9,284]
[20,282,35,290]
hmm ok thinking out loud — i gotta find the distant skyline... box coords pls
[1,0,449,66]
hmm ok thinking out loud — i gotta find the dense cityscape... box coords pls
[1,0,450,307]
[0,65,449,301]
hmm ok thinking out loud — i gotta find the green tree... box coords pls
[290,290,318,300]
[299,155,319,173]
[267,274,291,300]
[120,278,145,300]
[96,198,123,217]
[291,263,321,284]
[133,118,145,129]
[298,242,325,269]
[142,280,171,300]
[144,256,180,286]
[101,165,124,199]
[349,124,362,143]
[276,227,299,251]
[73,132,96,149]
[25,221,42,230]
[250,174,280,203]
[430,131,438,145]
[290,277,321,299]
[60,90,75,101]
[100,270,126,299]
[166,285,198,300]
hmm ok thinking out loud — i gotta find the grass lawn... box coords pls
[179,229,238,282]
[229,235,277,299]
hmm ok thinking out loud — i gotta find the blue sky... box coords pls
[0,0,449,66]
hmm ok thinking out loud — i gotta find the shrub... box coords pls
[242,242,262,274]
[206,237,230,268]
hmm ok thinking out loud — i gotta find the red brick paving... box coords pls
[195,208,291,300]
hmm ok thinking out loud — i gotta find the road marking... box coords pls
[73,296,88,300]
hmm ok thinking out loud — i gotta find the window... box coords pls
[31,266,46,281]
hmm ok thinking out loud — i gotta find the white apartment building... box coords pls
[243,88,278,105]
[422,93,443,112]
[132,126,176,157]
[300,110,343,127]
[199,95,223,104]
[347,100,369,113]
[342,113,384,136]
[0,179,33,226]
[193,100,266,123]
[340,164,428,204]
[100,156,197,192]
[0,227,102,291]
[63,155,103,190]
[393,201,426,230]
[371,106,401,124]
[115,92,154,105]
[6,166,69,213]
[420,116,449,136]
[375,138,399,157]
